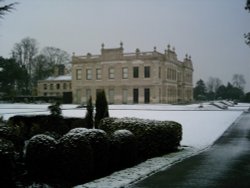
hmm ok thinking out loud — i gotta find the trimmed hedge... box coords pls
[0,138,15,186]
[77,129,110,178]
[25,134,57,179]
[109,130,137,171]
[99,117,182,161]
[7,115,87,141]
[56,132,94,184]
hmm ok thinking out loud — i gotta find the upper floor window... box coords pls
[159,67,161,79]
[96,68,102,80]
[144,66,150,78]
[43,84,47,90]
[122,67,128,79]
[76,69,82,80]
[86,69,92,80]
[50,84,53,90]
[56,83,60,90]
[63,83,67,90]
[109,68,115,79]
[133,67,139,78]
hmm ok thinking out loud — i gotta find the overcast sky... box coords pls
[0,0,250,91]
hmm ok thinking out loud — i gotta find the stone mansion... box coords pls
[71,43,193,104]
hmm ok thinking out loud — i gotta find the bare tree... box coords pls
[0,0,17,18]
[12,37,38,76]
[11,37,38,94]
[41,46,70,66]
[206,77,222,93]
[232,74,246,90]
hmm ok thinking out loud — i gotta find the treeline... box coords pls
[0,37,70,97]
[194,75,250,102]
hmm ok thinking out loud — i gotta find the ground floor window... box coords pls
[108,89,115,104]
[144,88,150,103]
[122,89,128,104]
[133,88,139,103]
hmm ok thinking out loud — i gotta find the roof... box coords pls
[46,75,72,81]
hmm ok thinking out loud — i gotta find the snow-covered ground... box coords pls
[0,102,249,188]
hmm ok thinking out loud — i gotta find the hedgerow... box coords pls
[99,117,182,161]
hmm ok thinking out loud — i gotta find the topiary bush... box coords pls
[56,132,94,185]
[0,138,16,186]
[109,129,137,171]
[25,134,57,179]
[78,129,110,178]
[99,117,182,161]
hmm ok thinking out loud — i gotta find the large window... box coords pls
[76,69,82,80]
[144,66,150,78]
[109,68,115,79]
[122,67,128,79]
[133,67,139,78]
[96,68,102,80]
[43,84,47,90]
[56,83,60,90]
[86,69,92,80]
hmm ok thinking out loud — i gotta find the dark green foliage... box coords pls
[109,130,137,171]
[0,138,15,186]
[48,102,62,117]
[95,90,109,128]
[99,117,182,161]
[74,129,110,178]
[193,79,207,101]
[7,115,68,140]
[243,92,250,102]
[25,134,57,179]
[0,125,23,154]
[7,115,89,142]
[56,132,94,184]
[85,96,94,129]
[0,57,30,96]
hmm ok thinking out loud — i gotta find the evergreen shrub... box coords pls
[109,129,137,171]
[25,134,57,179]
[0,138,15,186]
[56,132,94,184]
[78,129,110,178]
[99,117,182,161]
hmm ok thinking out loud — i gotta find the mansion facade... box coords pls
[71,43,193,104]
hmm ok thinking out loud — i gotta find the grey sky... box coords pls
[0,0,250,91]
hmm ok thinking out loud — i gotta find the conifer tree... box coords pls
[85,96,94,129]
[95,90,109,128]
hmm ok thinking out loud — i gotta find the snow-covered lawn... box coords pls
[0,102,249,188]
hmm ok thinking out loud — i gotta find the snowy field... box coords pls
[0,102,249,188]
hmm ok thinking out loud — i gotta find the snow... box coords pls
[46,75,71,81]
[0,102,249,188]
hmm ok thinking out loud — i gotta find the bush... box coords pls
[109,130,137,171]
[0,125,23,154]
[99,117,182,161]
[7,115,88,141]
[0,138,15,186]
[56,132,94,184]
[78,129,110,178]
[25,134,57,179]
